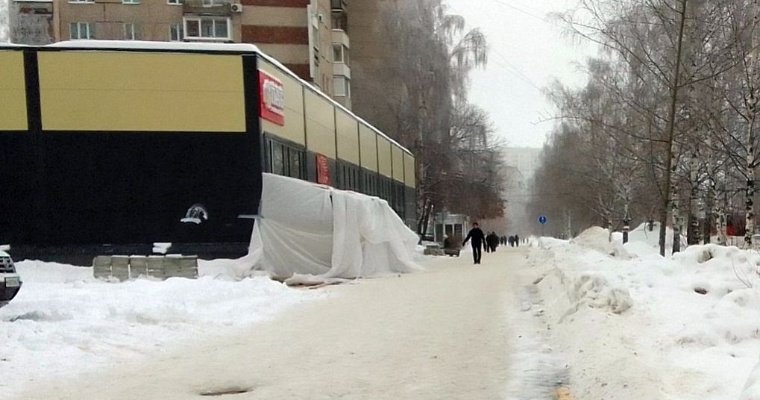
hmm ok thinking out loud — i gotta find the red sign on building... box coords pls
[316,154,330,185]
[259,71,285,126]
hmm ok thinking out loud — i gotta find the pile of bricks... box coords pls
[93,255,199,281]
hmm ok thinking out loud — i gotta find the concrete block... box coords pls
[92,255,112,279]
[129,256,148,277]
[111,256,130,280]
[146,256,165,278]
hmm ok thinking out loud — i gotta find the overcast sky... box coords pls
[446,0,597,149]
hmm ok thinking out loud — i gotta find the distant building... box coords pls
[8,0,352,106]
[502,147,541,235]
[503,147,541,180]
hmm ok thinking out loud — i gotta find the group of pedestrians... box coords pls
[461,222,521,265]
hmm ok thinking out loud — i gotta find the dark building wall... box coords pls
[241,25,308,45]
[346,0,402,137]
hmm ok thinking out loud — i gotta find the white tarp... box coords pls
[238,173,420,283]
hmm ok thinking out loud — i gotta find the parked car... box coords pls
[0,250,22,307]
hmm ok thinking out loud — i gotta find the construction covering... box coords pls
[239,173,420,284]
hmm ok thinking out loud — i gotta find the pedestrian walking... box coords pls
[487,232,499,252]
[463,222,486,264]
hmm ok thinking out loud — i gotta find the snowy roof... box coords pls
[46,40,259,53]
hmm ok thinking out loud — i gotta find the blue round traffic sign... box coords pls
[538,215,548,225]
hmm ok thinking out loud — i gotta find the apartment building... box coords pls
[9,0,351,106]
[346,0,401,140]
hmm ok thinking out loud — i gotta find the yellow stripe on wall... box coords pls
[392,145,405,183]
[336,108,359,164]
[38,52,246,132]
[0,51,28,131]
[259,58,305,145]
[359,124,378,172]
[404,153,416,188]
[377,136,392,178]
[304,90,336,158]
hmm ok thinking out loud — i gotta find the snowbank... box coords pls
[0,260,321,399]
[527,226,760,399]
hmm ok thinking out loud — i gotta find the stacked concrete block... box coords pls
[146,255,165,279]
[92,254,199,281]
[163,255,199,279]
[129,256,148,278]
[110,256,131,281]
[93,256,112,279]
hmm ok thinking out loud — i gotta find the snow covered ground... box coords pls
[524,224,760,399]
[3,226,760,399]
[0,260,323,399]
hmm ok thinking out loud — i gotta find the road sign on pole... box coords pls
[538,215,548,225]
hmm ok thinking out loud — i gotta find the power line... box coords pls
[486,0,552,24]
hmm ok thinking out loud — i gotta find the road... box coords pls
[19,248,530,400]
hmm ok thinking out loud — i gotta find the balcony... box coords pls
[333,62,351,80]
[331,29,349,48]
[183,0,232,16]
[331,0,346,11]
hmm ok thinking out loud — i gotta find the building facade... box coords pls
[9,0,351,106]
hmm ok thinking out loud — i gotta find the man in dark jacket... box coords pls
[487,232,499,252]
[463,222,486,264]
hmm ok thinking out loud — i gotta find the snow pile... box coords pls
[743,359,760,400]
[534,236,568,250]
[528,228,760,399]
[570,226,612,252]
[240,173,420,283]
[0,260,321,399]
[571,226,636,259]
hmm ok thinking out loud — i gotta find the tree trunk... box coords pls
[623,204,631,244]
[687,153,700,245]
[659,0,689,256]
[703,178,713,244]
[746,106,756,247]
[672,187,682,253]
[716,185,727,245]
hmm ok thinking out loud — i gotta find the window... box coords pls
[184,17,230,41]
[333,76,349,97]
[331,11,347,31]
[169,23,183,41]
[70,22,94,39]
[69,0,94,3]
[338,162,358,191]
[265,138,305,180]
[122,0,139,4]
[393,182,405,216]
[123,23,139,40]
[363,171,377,196]
[332,44,348,64]
[167,0,183,4]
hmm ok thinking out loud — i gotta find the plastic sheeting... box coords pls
[239,173,420,282]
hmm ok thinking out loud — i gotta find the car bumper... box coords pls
[0,282,21,302]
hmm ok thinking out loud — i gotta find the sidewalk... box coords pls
[17,249,529,400]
